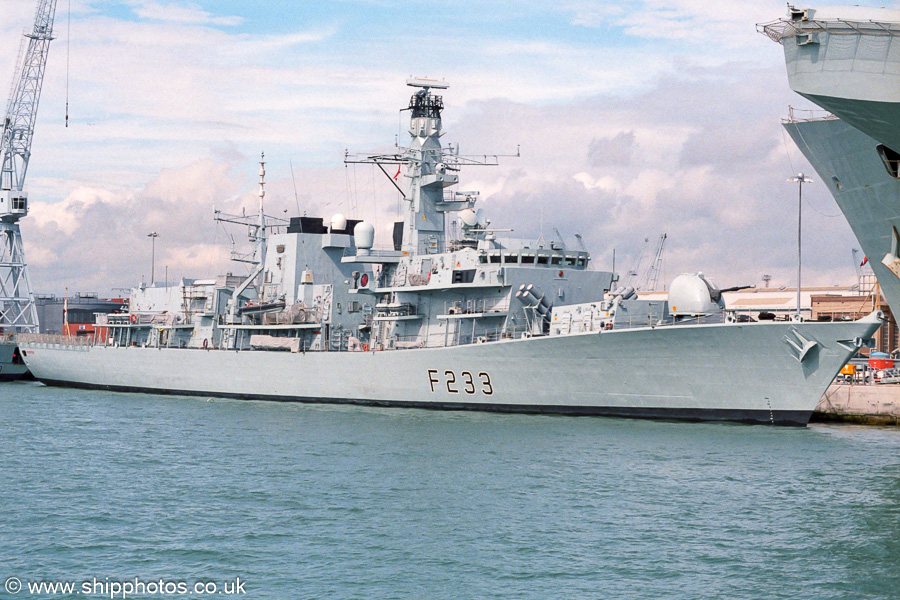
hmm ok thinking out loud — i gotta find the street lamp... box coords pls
[147,231,159,284]
[788,173,813,320]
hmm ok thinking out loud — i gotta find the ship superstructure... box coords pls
[18,79,884,425]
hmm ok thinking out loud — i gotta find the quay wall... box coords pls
[815,384,900,425]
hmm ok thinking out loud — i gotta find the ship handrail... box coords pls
[759,16,900,44]
[17,333,94,346]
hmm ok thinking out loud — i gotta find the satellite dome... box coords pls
[459,209,478,227]
[354,221,375,249]
[331,213,347,232]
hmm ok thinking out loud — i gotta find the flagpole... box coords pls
[64,287,69,335]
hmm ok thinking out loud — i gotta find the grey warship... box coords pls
[19,79,883,425]
[762,6,900,318]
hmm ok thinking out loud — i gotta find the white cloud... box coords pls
[129,1,244,26]
[2,0,879,295]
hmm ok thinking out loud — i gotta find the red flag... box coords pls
[860,256,868,267]
[393,165,401,181]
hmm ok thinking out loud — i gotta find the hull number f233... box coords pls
[427,369,493,395]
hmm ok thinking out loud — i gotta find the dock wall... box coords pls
[814,384,900,425]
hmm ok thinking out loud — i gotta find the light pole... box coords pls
[148,231,159,284]
[788,173,813,320]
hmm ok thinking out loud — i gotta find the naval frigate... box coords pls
[18,79,883,425]
[761,6,900,318]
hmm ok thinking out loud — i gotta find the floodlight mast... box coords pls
[0,0,58,334]
[788,172,813,320]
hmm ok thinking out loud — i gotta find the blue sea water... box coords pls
[1,381,899,600]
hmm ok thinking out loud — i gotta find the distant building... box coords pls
[810,294,896,353]
[35,293,127,336]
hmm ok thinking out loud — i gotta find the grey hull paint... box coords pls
[798,93,900,153]
[21,317,881,426]
[784,117,900,313]
[0,340,28,381]
[778,15,900,151]
[35,378,812,426]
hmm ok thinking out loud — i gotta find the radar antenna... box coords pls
[0,0,58,334]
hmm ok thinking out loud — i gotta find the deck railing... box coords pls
[17,333,95,346]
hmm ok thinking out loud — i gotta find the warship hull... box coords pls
[20,316,881,425]
[0,339,28,381]
[766,7,900,316]
[784,117,900,311]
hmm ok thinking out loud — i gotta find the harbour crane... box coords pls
[629,233,668,292]
[0,0,58,333]
[640,233,667,291]
[622,237,650,287]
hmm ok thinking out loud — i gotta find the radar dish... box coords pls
[406,77,449,89]
[459,209,478,227]
[475,209,488,228]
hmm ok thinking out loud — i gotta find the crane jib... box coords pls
[0,0,57,334]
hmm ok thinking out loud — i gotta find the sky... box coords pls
[2,0,898,295]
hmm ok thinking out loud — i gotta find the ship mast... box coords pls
[402,79,453,254]
[256,152,267,289]
[0,0,57,334]
[213,152,288,338]
[344,78,515,256]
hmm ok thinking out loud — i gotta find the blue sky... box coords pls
[1,0,898,293]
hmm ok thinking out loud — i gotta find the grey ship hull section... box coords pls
[21,317,879,426]
[784,117,900,312]
[778,14,900,151]
[0,340,28,380]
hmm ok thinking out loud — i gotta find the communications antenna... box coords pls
[0,0,58,333]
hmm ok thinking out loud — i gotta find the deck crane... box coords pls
[0,0,58,333]
[638,233,667,291]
